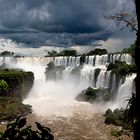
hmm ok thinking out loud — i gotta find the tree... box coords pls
[47,50,58,57]
[106,9,137,32]
[106,1,140,139]
[87,48,108,55]
[122,43,136,57]
[58,49,77,56]
[0,51,14,56]
[132,0,140,139]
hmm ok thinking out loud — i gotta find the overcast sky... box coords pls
[0,0,136,55]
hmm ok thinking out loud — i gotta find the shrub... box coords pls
[104,109,112,117]
[87,48,108,55]
[0,117,54,140]
[46,49,77,57]
[75,87,112,103]
[0,79,9,96]
[107,60,136,75]
[58,49,77,56]
[47,51,57,57]
[104,108,132,130]
[0,51,14,56]
[122,43,136,57]
[111,129,125,137]
[0,97,31,121]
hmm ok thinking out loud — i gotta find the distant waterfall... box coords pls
[0,53,132,67]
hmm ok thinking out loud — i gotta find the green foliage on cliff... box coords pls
[76,87,97,103]
[122,43,136,57]
[47,49,77,57]
[87,48,108,55]
[104,108,132,130]
[0,80,9,91]
[0,117,54,140]
[0,97,31,121]
[0,69,34,122]
[0,69,34,99]
[75,87,113,103]
[107,60,136,75]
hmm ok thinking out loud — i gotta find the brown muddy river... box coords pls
[26,104,132,140]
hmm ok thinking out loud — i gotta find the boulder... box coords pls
[75,87,113,103]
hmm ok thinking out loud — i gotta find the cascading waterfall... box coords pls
[114,74,136,108]
[96,70,106,88]
[0,53,135,117]
[108,74,136,110]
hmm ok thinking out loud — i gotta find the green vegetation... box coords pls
[47,48,110,57]
[0,51,14,56]
[76,87,97,103]
[75,87,113,103]
[110,129,131,138]
[104,108,132,130]
[58,49,77,56]
[107,60,136,75]
[0,69,34,99]
[0,117,54,140]
[46,49,77,57]
[111,129,123,137]
[122,43,136,57]
[0,79,9,91]
[47,50,57,57]
[87,48,108,55]
[0,69,34,122]
[0,97,31,121]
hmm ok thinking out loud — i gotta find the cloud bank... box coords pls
[0,0,136,48]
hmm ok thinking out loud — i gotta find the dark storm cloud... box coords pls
[0,0,135,46]
[1,31,110,47]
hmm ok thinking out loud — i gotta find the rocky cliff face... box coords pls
[0,69,34,99]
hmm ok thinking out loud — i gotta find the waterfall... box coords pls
[80,64,97,86]
[96,70,106,88]
[0,53,135,110]
[115,74,136,107]
[109,74,136,109]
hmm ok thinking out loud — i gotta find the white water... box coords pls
[9,58,94,117]
[0,54,135,118]
[112,74,136,109]
[23,66,92,117]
